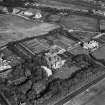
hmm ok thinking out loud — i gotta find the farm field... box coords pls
[0,14,59,47]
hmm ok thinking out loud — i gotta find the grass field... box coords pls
[65,77,105,105]
[60,15,98,32]
[92,45,105,60]
[0,14,59,47]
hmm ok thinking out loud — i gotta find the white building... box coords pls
[23,9,42,20]
[45,45,66,69]
[23,11,33,16]
[41,66,52,77]
[0,57,11,72]
[83,40,99,52]
[33,11,42,19]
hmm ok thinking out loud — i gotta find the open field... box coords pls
[64,77,105,105]
[0,14,59,47]
[92,45,105,60]
[60,15,98,32]
[48,14,98,32]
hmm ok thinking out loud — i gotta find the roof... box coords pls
[0,58,11,72]
[25,8,41,15]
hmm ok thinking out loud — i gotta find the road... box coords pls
[54,71,105,105]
